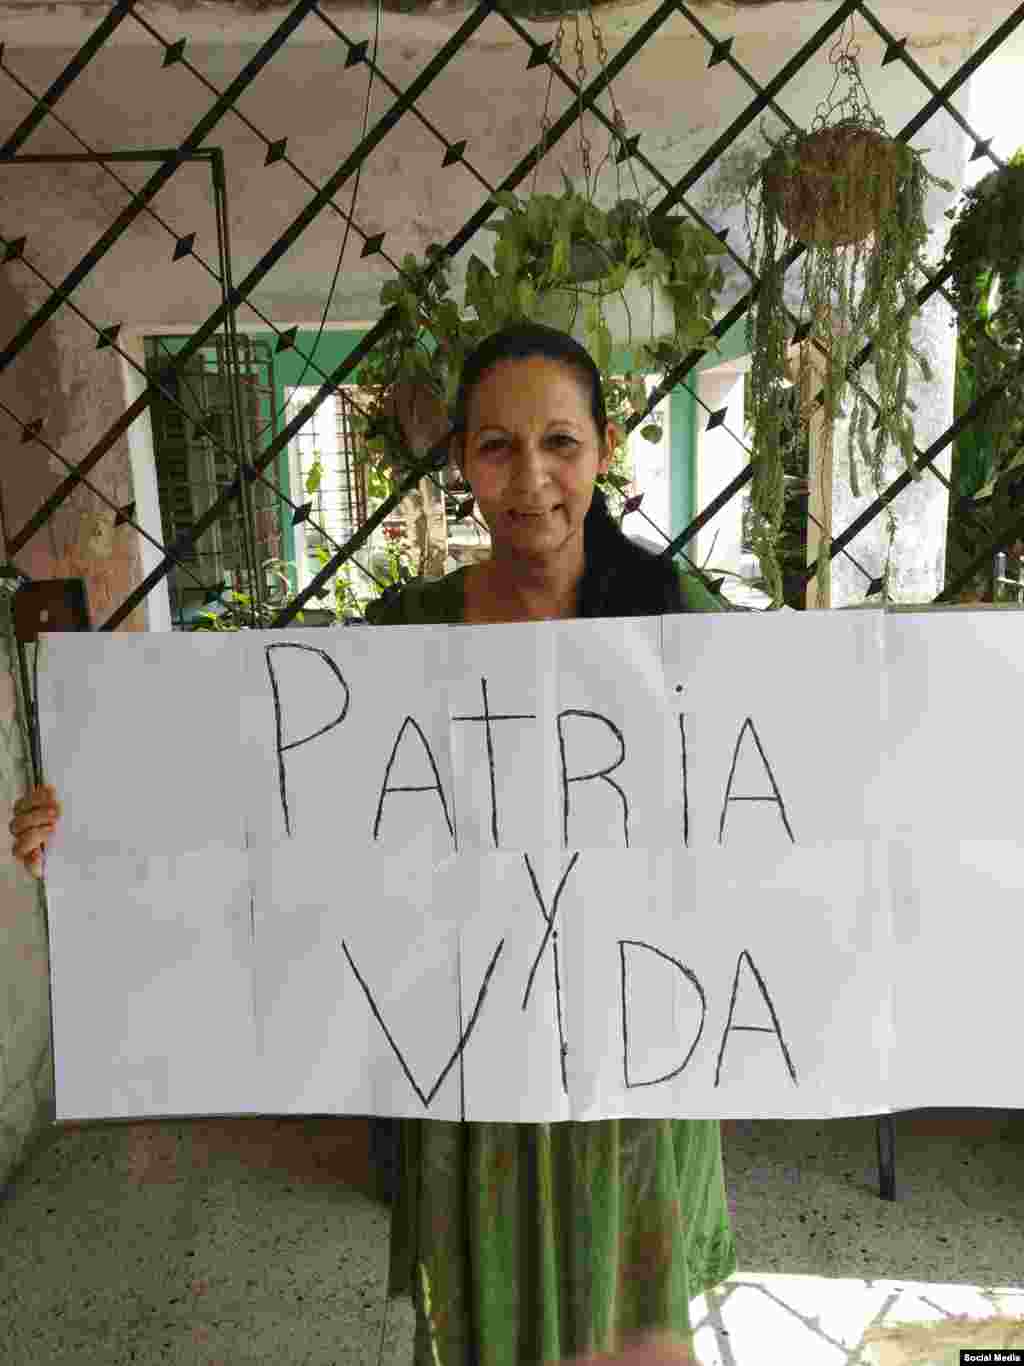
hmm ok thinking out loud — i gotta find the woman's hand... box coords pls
[9,784,61,879]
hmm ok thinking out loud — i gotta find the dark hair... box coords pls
[451,321,684,618]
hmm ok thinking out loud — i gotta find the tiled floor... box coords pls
[1,1111,1021,1365]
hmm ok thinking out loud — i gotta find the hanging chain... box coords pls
[530,10,566,198]
[573,8,593,197]
[811,13,886,133]
[588,2,631,205]
[532,1,648,220]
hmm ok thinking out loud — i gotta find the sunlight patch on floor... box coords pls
[690,1275,1024,1366]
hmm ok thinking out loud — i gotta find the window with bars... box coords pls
[284,384,378,605]
[145,352,675,621]
[145,335,282,629]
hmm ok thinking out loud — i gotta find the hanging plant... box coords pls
[351,245,481,479]
[943,148,1024,501]
[741,23,952,607]
[466,171,726,447]
[352,179,725,504]
[761,123,905,247]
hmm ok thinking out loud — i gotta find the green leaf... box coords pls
[552,225,570,279]
[603,263,630,294]
[516,278,536,317]
[494,234,522,280]
[641,247,669,279]
[641,424,662,442]
[584,301,612,373]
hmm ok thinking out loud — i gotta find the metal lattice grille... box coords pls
[284,384,374,606]
[0,0,1021,631]
[146,335,282,626]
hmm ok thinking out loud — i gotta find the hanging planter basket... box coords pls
[472,181,725,364]
[742,106,950,606]
[383,377,450,463]
[762,122,906,246]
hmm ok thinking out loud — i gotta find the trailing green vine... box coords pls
[473,173,724,389]
[350,179,725,505]
[740,21,952,606]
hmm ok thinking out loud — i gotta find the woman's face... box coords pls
[455,356,616,564]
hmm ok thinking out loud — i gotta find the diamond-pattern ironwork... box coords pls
[0,0,1019,637]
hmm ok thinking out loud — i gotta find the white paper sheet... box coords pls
[37,632,256,1120]
[886,611,1024,839]
[661,610,889,849]
[563,843,893,1120]
[887,837,1024,1109]
[35,609,1022,1121]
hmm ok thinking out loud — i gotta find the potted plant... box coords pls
[468,173,727,444]
[741,114,952,607]
[352,186,725,526]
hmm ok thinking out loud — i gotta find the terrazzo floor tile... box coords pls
[1,1112,1021,1364]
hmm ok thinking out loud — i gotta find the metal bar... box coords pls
[0,139,380,614]
[128,4,463,270]
[933,454,1024,603]
[0,126,380,452]
[3,0,1020,627]
[312,4,498,199]
[654,0,863,215]
[798,352,1024,585]
[0,0,321,380]
[0,362,212,600]
[0,41,414,586]
[855,2,1007,170]
[5,0,496,566]
[896,2,1024,144]
[877,1114,895,1202]
[0,0,140,159]
[0,144,385,609]
[524,12,953,511]
[666,4,1024,572]
[102,0,723,631]
[211,147,265,626]
[269,457,436,628]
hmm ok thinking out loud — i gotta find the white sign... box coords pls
[36,611,1024,1122]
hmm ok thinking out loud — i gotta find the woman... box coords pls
[11,322,737,1365]
[365,322,737,1364]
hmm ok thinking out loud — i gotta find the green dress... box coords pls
[366,564,737,1366]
